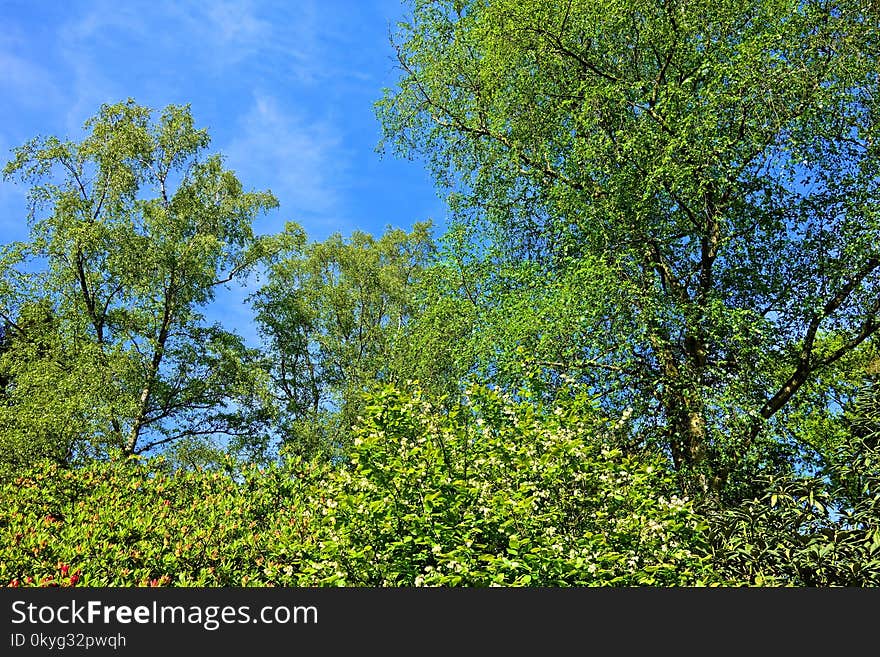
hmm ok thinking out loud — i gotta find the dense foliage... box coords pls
[0,101,277,475]
[379,0,880,498]
[2,0,880,587]
[0,385,720,587]
[250,222,435,459]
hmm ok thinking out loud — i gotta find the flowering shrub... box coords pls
[294,385,718,585]
[0,385,719,586]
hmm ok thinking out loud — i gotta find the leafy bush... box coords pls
[293,385,718,585]
[0,385,719,587]
[0,457,309,587]
[707,444,880,586]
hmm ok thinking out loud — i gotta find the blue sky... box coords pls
[0,0,446,342]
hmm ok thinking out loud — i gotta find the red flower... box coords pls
[9,579,19,587]
[59,564,70,576]
[69,574,80,586]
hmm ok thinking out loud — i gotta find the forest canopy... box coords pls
[2,0,880,587]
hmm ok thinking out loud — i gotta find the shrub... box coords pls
[0,385,718,587]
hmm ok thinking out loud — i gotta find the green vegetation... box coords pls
[2,0,879,586]
[0,101,277,474]
[0,385,720,587]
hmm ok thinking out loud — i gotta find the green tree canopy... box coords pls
[379,0,880,497]
[0,100,279,474]
[251,222,434,458]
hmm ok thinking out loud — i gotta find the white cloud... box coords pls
[45,0,336,131]
[223,93,353,237]
[0,49,63,109]
[50,0,273,122]
[156,0,277,69]
[202,1,274,51]
[62,0,325,79]
[0,22,63,119]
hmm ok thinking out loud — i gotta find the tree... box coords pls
[251,222,434,458]
[379,0,880,497]
[0,100,278,473]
